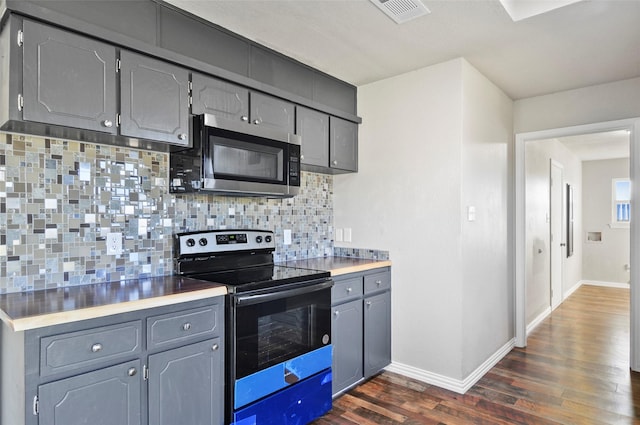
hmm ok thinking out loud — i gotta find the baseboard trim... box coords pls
[564,280,583,298]
[385,338,516,394]
[582,279,630,289]
[526,307,551,335]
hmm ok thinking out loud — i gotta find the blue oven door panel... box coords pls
[233,368,332,425]
[235,345,332,409]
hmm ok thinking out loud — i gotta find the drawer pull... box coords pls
[91,343,103,353]
[346,287,352,293]
[376,280,382,286]
[127,367,137,377]
[212,344,219,351]
[182,323,192,331]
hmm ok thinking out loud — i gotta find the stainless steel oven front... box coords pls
[228,278,333,424]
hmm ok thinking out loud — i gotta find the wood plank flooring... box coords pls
[313,285,640,424]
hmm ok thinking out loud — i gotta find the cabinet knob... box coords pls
[182,322,192,331]
[332,160,338,166]
[346,287,352,293]
[91,343,103,353]
[300,154,305,160]
[241,115,249,122]
[376,280,382,286]
[334,310,339,317]
[127,367,137,377]
[253,119,261,125]
[102,120,113,128]
[212,344,219,351]
[366,301,372,307]
[178,133,187,141]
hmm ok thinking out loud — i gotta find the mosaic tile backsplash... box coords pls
[0,133,334,293]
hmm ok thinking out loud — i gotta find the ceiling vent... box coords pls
[369,0,431,24]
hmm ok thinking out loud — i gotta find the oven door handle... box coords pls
[235,279,333,306]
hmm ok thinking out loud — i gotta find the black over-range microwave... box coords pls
[170,114,301,198]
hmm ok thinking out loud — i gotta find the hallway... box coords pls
[315,285,640,424]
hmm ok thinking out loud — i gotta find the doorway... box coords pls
[550,160,564,311]
[515,117,640,371]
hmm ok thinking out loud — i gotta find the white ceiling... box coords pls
[555,130,630,161]
[164,0,640,100]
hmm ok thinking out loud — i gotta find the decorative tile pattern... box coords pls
[333,247,390,260]
[0,133,335,293]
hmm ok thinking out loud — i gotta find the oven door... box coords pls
[230,279,332,410]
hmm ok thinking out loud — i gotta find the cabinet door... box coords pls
[330,116,358,172]
[364,291,391,378]
[296,106,329,168]
[38,360,141,425]
[148,338,223,425]
[22,20,117,134]
[120,50,190,146]
[191,73,249,123]
[249,92,295,134]
[332,299,363,395]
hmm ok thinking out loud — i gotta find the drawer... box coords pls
[147,305,220,350]
[332,276,363,304]
[364,270,391,295]
[40,321,142,377]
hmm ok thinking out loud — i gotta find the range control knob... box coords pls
[255,236,263,243]
[199,238,208,246]
[186,238,196,247]
[265,235,272,243]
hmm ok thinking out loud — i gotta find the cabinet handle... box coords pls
[91,343,103,353]
[366,301,372,307]
[332,160,338,166]
[253,119,261,125]
[212,344,219,351]
[182,322,192,331]
[127,367,137,377]
[102,120,113,128]
[241,115,249,122]
[178,133,187,141]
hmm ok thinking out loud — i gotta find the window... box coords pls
[612,178,630,227]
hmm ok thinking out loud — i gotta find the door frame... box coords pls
[515,117,640,371]
[550,159,564,311]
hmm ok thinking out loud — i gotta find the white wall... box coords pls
[525,140,582,323]
[582,158,630,284]
[334,58,513,383]
[460,62,513,377]
[514,77,640,133]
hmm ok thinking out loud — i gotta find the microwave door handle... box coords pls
[235,279,333,306]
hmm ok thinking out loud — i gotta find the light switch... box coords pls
[335,229,343,242]
[467,206,476,222]
[344,228,352,242]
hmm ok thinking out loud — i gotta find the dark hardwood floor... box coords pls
[314,285,640,424]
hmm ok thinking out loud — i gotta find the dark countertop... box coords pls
[0,276,227,331]
[280,256,391,276]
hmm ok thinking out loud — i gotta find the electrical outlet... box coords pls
[106,233,122,255]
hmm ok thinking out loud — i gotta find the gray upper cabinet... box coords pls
[250,91,295,134]
[38,360,142,425]
[22,20,117,134]
[296,106,329,168]
[330,116,358,172]
[148,338,223,425]
[191,73,249,121]
[120,50,190,146]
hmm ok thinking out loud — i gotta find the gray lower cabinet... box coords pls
[148,338,223,425]
[38,360,142,425]
[0,296,224,425]
[331,267,391,395]
[119,50,190,146]
[22,19,117,134]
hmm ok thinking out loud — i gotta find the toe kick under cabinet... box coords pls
[0,296,224,425]
[331,267,391,396]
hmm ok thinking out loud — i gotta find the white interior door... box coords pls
[550,160,564,310]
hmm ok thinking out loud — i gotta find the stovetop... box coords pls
[175,229,330,294]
